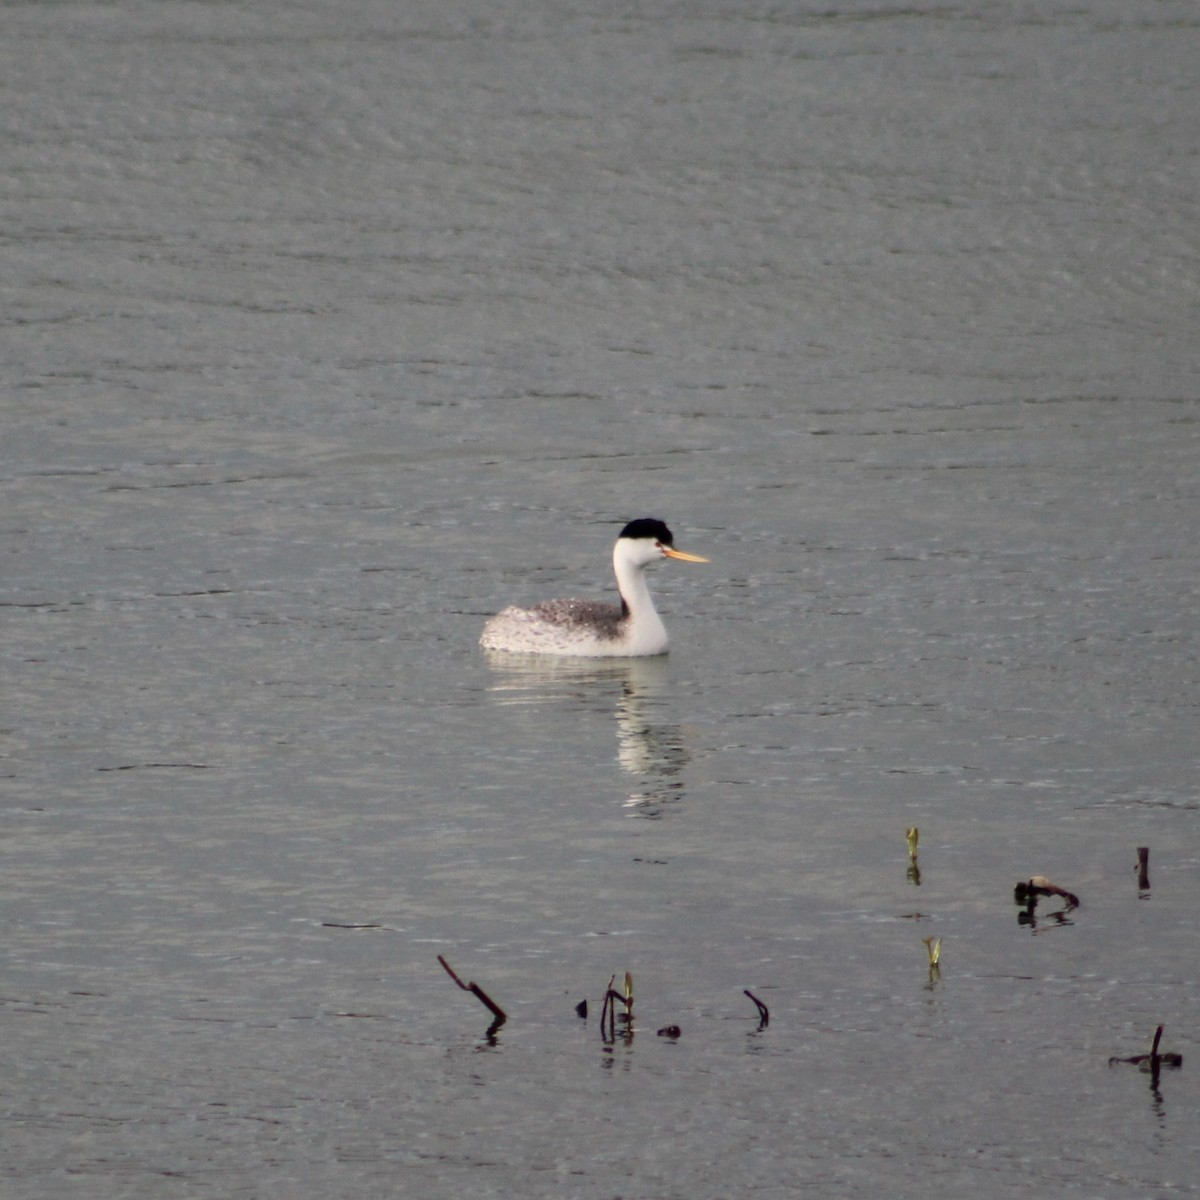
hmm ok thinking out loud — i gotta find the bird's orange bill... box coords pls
[663,547,708,563]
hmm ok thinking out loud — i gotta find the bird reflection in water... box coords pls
[482,653,690,818]
[613,666,690,818]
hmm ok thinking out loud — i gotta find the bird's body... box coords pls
[480,518,707,657]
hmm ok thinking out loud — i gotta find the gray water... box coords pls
[3,2,1199,1197]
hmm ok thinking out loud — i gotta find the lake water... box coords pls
[3,1,1198,1197]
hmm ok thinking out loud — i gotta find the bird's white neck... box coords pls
[613,543,668,655]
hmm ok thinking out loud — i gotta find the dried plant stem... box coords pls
[437,955,507,1023]
[744,989,770,1027]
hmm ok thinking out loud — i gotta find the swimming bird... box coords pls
[479,518,707,657]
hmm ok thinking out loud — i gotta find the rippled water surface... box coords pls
[3,2,1199,1197]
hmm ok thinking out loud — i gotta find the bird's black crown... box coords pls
[619,518,673,544]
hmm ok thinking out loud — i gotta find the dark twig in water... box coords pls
[437,955,507,1025]
[598,974,616,1030]
[744,989,769,1028]
[599,973,635,1043]
[1136,846,1151,893]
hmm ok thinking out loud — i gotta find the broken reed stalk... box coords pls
[599,973,635,1041]
[744,989,769,1027]
[599,973,616,1028]
[605,989,632,1018]
[599,976,633,1018]
[923,936,942,967]
[905,827,922,885]
[437,954,507,1024]
[1137,846,1151,892]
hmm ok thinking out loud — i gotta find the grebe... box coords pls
[480,518,707,657]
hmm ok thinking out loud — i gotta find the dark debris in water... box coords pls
[96,761,213,771]
[1109,1025,1182,1075]
[1015,875,1079,929]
